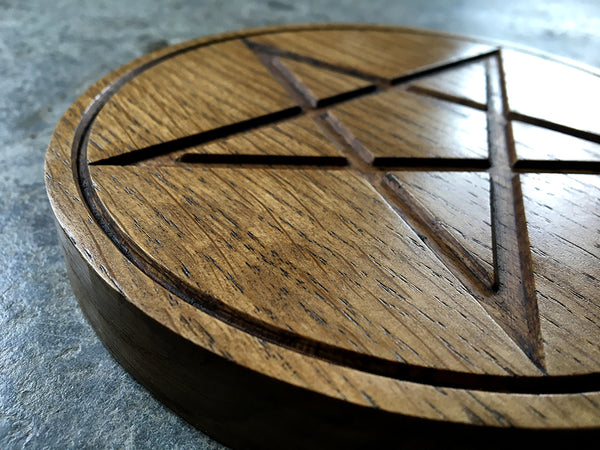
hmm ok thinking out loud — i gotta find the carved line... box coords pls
[487,54,545,370]
[384,173,497,290]
[269,56,321,107]
[73,31,599,392]
[259,53,496,174]
[318,112,375,164]
[372,157,490,169]
[407,85,487,111]
[513,160,600,173]
[177,153,348,167]
[91,107,301,166]
[389,51,498,86]
[317,109,498,296]
[93,44,501,169]
[247,38,500,90]
[316,86,379,108]
[322,111,492,170]
[510,112,600,146]
[270,55,379,108]
[512,175,545,366]
[244,39,388,84]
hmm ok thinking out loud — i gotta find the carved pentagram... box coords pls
[88,36,591,374]
[47,26,600,442]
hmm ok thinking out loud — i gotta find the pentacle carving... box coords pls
[46,26,600,447]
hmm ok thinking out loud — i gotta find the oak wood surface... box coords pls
[45,25,600,448]
[328,89,489,163]
[410,60,488,109]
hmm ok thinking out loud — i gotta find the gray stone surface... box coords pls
[0,0,598,448]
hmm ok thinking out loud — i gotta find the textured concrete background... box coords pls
[1,0,599,448]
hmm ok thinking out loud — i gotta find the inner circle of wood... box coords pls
[46,24,600,432]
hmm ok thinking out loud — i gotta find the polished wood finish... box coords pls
[87,39,298,164]
[410,60,488,108]
[328,89,489,163]
[273,58,374,108]
[522,174,600,375]
[512,120,600,170]
[502,49,600,137]
[45,25,600,448]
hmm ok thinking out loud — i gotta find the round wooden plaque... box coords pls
[46,25,600,448]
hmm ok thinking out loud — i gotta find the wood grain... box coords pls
[484,55,544,369]
[384,171,495,286]
[248,29,496,81]
[90,164,539,375]
[327,89,489,164]
[271,57,375,107]
[512,120,600,171]
[521,174,600,375]
[169,115,346,166]
[410,60,488,109]
[88,40,299,164]
[502,49,600,139]
[45,25,600,448]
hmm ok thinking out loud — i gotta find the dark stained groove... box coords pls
[256,52,381,114]
[177,153,349,167]
[319,106,499,295]
[244,39,388,84]
[320,111,378,165]
[487,54,545,370]
[270,56,320,107]
[513,159,600,173]
[92,47,498,169]
[497,59,545,369]
[266,50,380,110]
[91,107,301,166]
[510,113,600,145]
[391,50,499,86]
[384,173,497,291]
[255,53,315,108]
[408,85,487,111]
[316,85,378,108]
[315,106,498,297]
[511,174,544,370]
[246,39,499,91]
[372,157,490,170]
[69,29,600,395]
[374,166,490,173]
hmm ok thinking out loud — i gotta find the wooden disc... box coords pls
[45,25,600,448]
